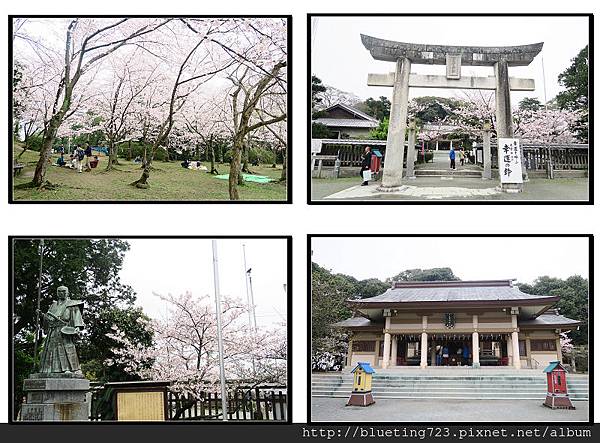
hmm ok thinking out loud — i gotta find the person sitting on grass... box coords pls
[56,153,66,167]
[181,159,190,169]
[89,155,99,168]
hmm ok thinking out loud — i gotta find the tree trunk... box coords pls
[106,139,119,171]
[228,138,243,200]
[280,149,287,181]
[32,118,61,186]
[210,144,218,174]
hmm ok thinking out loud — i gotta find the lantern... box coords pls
[543,361,575,410]
[347,362,375,407]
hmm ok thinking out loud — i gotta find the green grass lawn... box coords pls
[12,148,287,202]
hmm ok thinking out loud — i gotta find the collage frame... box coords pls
[4,9,597,435]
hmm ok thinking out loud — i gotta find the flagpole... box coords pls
[242,244,257,375]
[242,244,253,329]
[211,240,228,421]
[33,239,44,372]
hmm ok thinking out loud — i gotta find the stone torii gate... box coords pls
[361,34,543,192]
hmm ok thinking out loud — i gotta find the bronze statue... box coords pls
[38,286,85,376]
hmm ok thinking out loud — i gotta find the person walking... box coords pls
[459,148,465,166]
[360,146,372,186]
[449,146,456,170]
[442,345,449,366]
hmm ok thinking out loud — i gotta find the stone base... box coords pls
[472,362,481,368]
[376,185,404,193]
[347,392,375,407]
[544,394,575,410]
[21,376,90,421]
[500,183,523,193]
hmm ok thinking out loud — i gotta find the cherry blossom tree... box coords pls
[13,18,171,187]
[106,291,286,398]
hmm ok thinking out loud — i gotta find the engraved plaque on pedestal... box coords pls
[446,54,462,79]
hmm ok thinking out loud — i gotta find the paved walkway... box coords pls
[312,177,588,201]
[311,397,589,422]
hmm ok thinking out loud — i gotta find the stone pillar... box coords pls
[379,57,411,191]
[435,140,439,151]
[21,376,90,421]
[495,58,526,190]
[391,335,398,367]
[347,338,354,367]
[511,311,521,369]
[420,315,428,368]
[556,333,563,363]
[420,333,428,368]
[511,331,521,369]
[430,340,437,366]
[494,58,514,139]
[450,140,453,150]
[482,120,492,180]
[472,332,480,368]
[472,314,480,368]
[525,334,532,368]
[405,119,417,179]
[382,332,391,369]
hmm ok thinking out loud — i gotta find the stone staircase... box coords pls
[414,168,483,178]
[312,372,589,401]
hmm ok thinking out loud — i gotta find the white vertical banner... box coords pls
[498,138,523,184]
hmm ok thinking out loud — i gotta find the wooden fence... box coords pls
[475,143,589,171]
[168,387,287,421]
[89,385,287,421]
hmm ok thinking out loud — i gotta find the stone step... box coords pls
[313,393,589,401]
[415,169,482,177]
[312,383,588,389]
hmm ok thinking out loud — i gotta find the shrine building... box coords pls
[333,280,581,370]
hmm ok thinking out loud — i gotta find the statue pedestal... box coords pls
[21,375,90,421]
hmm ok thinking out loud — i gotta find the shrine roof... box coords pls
[361,34,543,66]
[348,280,559,307]
[332,317,383,328]
[312,118,379,128]
[519,312,582,329]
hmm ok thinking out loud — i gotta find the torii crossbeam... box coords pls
[361,34,543,191]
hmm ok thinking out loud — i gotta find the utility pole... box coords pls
[211,240,228,421]
[33,239,44,372]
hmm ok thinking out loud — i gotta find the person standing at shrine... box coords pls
[449,146,456,170]
[360,146,372,186]
[462,344,470,365]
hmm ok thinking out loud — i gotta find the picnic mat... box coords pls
[214,174,274,183]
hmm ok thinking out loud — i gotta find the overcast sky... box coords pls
[311,16,589,105]
[311,237,589,285]
[119,238,287,326]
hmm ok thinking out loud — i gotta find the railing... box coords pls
[89,385,287,421]
[168,387,287,421]
[475,143,589,171]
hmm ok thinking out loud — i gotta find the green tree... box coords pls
[556,46,588,142]
[360,96,390,121]
[369,117,389,140]
[412,96,461,123]
[518,275,588,345]
[311,75,327,117]
[311,122,334,139]
[387,267,460,283]
[12,239,153,419]
[518,97,543,112]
